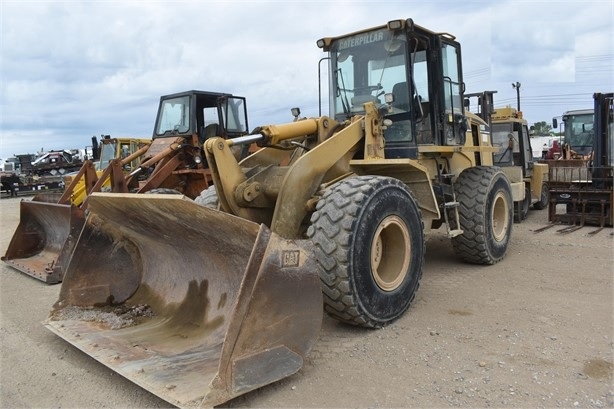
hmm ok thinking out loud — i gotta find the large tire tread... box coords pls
[194,185,219,208]
[451,166,513,265]
[307,175,424,328]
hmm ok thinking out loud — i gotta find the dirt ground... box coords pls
[0,196,612,408]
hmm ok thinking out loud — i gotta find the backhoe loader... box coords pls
[46,19,518,408]
[3,90,249,283]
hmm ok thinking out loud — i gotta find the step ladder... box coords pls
[437,172,463,238]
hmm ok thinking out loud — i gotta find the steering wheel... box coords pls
[354,84,383,94]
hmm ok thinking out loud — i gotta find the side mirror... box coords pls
[552,118,558,128]
[291,107,301,121]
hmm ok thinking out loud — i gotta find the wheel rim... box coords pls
[492,191,510,242]
[370,215,411,292]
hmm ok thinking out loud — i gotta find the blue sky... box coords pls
[1,0,612,158]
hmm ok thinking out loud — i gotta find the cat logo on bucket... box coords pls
[282,250,300,267]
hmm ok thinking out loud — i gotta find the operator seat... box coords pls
[200,123,220,144]
[204,123,219,138]
[392,82,410,111]
[392,81,430,142]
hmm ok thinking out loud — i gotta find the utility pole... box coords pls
[512,82,521,111]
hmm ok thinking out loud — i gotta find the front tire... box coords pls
[307,176,424,328]
[451,166,513,265]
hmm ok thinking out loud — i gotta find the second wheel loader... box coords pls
[46,19,518,408]
[464,91,549,222]
[3,90,249,283]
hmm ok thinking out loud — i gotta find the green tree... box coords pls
[531,121,553,135]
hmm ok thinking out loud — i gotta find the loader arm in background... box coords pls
[127,137,184,182]
[65,139,152,207]
[81,159,130,209]
[59,160,99,205]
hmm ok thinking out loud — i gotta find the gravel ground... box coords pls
[0,196,612,408]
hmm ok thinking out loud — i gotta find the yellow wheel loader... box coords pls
[3,91,250,284]
[464,91,549,222]
[491,107,549,222]
[46,19,517,408]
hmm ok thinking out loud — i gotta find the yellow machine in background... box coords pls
[465,91,549,222]
[491,106,549,222]
[65,136,151,206]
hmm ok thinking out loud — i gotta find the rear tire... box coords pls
[307,175,424,328]
[147,188,182,195]
[194,185,219,209]
[451,166,513,265]
[533,181,549,210]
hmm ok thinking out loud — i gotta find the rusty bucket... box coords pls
[2,196,85,283]
[45,193,322,408]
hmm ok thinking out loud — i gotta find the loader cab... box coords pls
[559,109,594,158]
[318,19,467,159]
[153,90,249,144]
[491,108,534,176]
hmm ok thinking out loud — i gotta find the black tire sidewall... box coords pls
[515,186,530,222]
[453,166,513,265]
[522,187,530,219]
[534,182,549,210]
[349,181,423,324]
[484,173,513,261]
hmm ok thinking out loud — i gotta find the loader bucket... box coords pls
[2,198,85,284]
[45,193,322,408]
